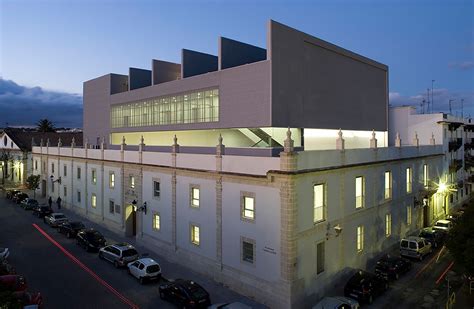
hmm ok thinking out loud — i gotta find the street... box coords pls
[0,192,264,309]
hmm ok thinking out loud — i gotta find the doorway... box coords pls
[125,205,137,237]
[423,205,429,227]
[41,180,46,197]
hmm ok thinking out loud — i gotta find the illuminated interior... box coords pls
[304,129,387,150]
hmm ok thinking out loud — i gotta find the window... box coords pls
[190,224,200,246]
[91,194,97,208]
[242,239,255,264]
[355,176,364,208]
[34,160,38,171]
[52,163,55,173]
[191,186,200,208]
[316,241,325,274]
[63,186,67,197]
[153,181,160,198]
[92,169,97,184]
[109,200,115,214]
[77,167,81,179]
[77,191,81,203]
[406,167,412,193]
[385,213,392,237]
[115,204,121,214]
[357,225,364,252]
[153,213,160,231]
[109,172,115,189]
[129,176,135,189]
[384,171,392,199]
[241,194,255,221]
[63,165,67,177]
[407,206,412,225]
[423,164,428,188]
[313,184,325,223]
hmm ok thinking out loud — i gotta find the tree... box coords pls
[36,119,56,132]
[445,204,474,275]
[0,149,12,185]
[26,174,41,198]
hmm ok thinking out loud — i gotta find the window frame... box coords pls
[152,212,161,231]
[190,223,200,246]
[355,176,365,209]
[241,237,256,265]
[91,168,97,185]
[91,193,97,208]
[129,175,135,189]
[240,192,256,222]
[423,164,429,188]
[407,206,412,225]
[190,185,200,208]
[385,213,392,237]
[153,179,161,199]
[63,164,67,177]
[109,172,115,189]
[77,167,81,180]
[406,167,412,193]
[384,171,392,200]
[313,183,326,223]
[316,241,325,275]
[357,225,364,253]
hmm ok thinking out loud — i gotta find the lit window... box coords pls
[91,194,97,208]
[77,167,81,179]
[385,213,392,237]
[423,164,428,188]
[63,186,67,197]
[129,176,135,189]
[52,163,55,173]
[191,187,200,208]
[109,172,115,189]
[153,213,160,231]
[406,167,412,193]
[242,239,255,264]
[316,241,325,274]
[109,200,115,213]
[355,176,364,208]
[153,181,160,198]
[357,225,364,252]
[242,196,255,221]
[313,184,325,223]
[407,206,412,225]
[190,224,200,246]
[92,169,97,184]
[63,165,67,177]
[384,171,392,199]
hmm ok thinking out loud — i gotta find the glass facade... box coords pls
[111,88,219,128]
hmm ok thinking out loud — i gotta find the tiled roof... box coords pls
[3,128,83,152]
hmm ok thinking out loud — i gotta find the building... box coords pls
[0,128,82,188]
[31,20,464,308]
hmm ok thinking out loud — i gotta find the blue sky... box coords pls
[1,0,473,126]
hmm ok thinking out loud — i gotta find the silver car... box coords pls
[44,213,68,227]
[99,243,139,268]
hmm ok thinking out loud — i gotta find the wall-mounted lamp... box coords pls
[131,200,147,215]
[50,175,61,184]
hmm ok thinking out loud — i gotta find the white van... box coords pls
[400,236,432,261]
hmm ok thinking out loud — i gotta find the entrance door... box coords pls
[125,205,137,237]
[41,180,46,197]
[423,206,429,227]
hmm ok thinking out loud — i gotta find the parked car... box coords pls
[343,270,388,304]
[6,190,20,199]
[58,221,85,238]
[99,243,139,268]
[12,291,43,308]
[13,193,29,204]
[127,258,161,284]
[419,227,446,248]
[0,247,9,261]
[209,302,253,309]
[374,255,412,280]
[21,198,39,210]
[400,236,432,261]
[0,260,16,276]
[0,275,27,292]
[159,279,211,308]
[447,211,463,225]
[76,229,106,252]
[44,213,68,227]
[312,296,360,309]
[32,205,53,218]
[433,219,453,232]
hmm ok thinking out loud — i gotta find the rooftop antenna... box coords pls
[421,99,426,114]
[426,88,431,113]
[431,80,435,113]
[449,99,455,115]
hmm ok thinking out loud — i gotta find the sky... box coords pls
[0,0,473,127]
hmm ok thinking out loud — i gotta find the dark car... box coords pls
[21,198,39,210]
[344,270,388,304]
[6,190,20,199]
[419,227,446,248]
[13,193,28,204]
[159,279,211,308]
[12,291,43,307]
[76,229,107,252]
[32,205,53,218]
[58,221,85,238]
[447,211,464,225]
[374,255,412,280]
[0,275,27,292]
[0,260,16,276]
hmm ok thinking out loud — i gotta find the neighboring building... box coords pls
[31,20,466,308]
[0,128,82,187]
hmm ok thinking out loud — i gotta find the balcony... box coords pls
[448,138,463,152]
[465,155,474,170]
[449,159,463,173]
[464,139,474,150]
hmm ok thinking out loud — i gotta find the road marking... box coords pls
[415,253,439,279]
[32,223,139,309]
[435,261,454,285]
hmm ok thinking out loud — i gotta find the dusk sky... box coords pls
[1,0,473,127]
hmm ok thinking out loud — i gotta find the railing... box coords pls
[448,138,463,152]
[449,159,463,173]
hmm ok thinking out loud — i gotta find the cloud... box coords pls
[389,88,474,118]
[448,61,474,70]
[0,79,83,128]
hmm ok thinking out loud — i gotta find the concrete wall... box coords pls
[152,59,181,85]
[182,49,218,78]
[269,20,388,131]
[83,75,111,146]
[129,68,152,90]
[219,37,266,70]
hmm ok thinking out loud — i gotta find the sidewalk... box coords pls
[32,192,266,308]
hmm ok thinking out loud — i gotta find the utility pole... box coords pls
[421,99,426,114]
[431,80,435,113]
[426,89,431,113]
[461,99,464,118]
[449,99,455,115]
